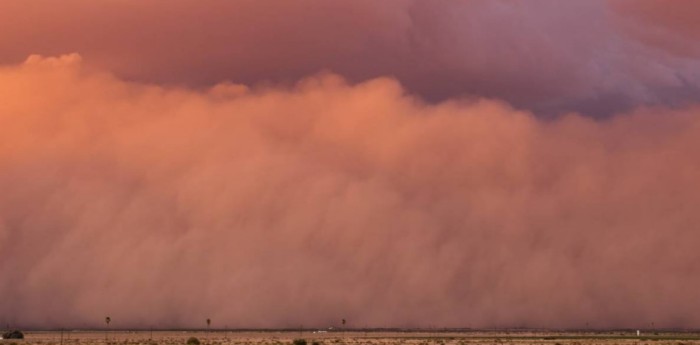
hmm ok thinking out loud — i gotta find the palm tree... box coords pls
[104,317,111,342]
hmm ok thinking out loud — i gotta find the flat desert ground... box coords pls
[5,331,700,345]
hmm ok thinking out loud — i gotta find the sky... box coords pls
[1,0,699,330]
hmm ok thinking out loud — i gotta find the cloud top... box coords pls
[2,1,700,115]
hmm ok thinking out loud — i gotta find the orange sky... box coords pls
[1,1,700,330]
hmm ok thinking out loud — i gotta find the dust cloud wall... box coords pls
[1,0,700,330]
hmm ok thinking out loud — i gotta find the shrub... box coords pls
[2,330,24,339]
[293,339,307,345]
[187,337,201,345]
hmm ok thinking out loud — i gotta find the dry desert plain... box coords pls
[5,331,700,345]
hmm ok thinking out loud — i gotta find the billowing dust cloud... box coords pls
[1,55,699,329]
[2,1,700,116]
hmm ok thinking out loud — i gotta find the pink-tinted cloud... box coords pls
[1,1,700,115]
[613,0,700,50]
[1,55,699,329]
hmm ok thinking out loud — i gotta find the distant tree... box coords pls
[104,317,111,342]
[206,318,211,340]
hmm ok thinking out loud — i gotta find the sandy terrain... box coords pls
[5,331,700,345]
